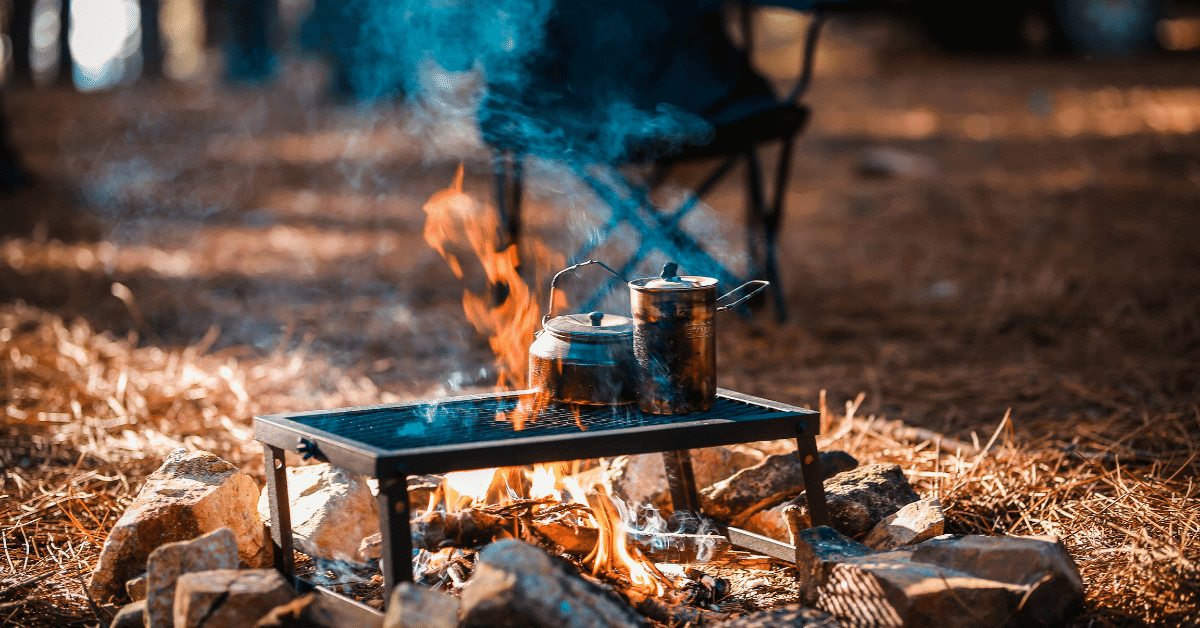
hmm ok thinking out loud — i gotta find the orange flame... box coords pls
[422,164,562,392]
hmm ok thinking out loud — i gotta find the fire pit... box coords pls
[254,388,830,604]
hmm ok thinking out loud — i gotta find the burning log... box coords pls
[409,499,599,556]
[411,509,510,550]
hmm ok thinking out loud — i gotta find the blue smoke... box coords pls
[302,0,772,164]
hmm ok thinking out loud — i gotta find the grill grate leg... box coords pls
[662,450,701,514]
[263,444,295,575]
[795,436,830,528]
[377,476,412,595]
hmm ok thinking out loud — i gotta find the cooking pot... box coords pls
[630,262,768,415]
[528,261,637,406]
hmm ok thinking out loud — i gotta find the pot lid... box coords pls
[544,311,633,339]
[635,262,718,290]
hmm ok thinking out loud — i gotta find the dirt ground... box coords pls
[1,13,1198,628]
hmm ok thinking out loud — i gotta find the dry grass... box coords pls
[2,303,1196,627]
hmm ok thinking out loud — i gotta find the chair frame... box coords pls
[492,8,829,321]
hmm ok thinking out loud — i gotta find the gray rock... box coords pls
[821,550,1026,628]
[911,535,1085,626]
[783,463,919,538]
[792,526,875,604]
[862,498,945,550]
[87,449,270,603]
[256,463,380,563]
[144,528,241,628]
[110,599,145,628]
[384,582,460,628]
[174,569,296,628]
[460,539,649,628]
[793,527,1087,628]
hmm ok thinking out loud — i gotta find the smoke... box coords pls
[342,0,714,166]
[613,497,723,564]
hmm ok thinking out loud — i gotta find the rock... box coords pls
[384,582,460,628]
[911,535,1086,625]
[691,445,767,488]
[125,572,147,601]
[581,447,767,516]
[86,449,270,603]
[792,526,875,603]
[358,533,382,562]
[257,463,380,563]
[711,604,844,628]
[702,450,860,527]
[793,527,1086,628]
[604,455,672,514]
[460,539,649,628]
[740,502,792,543]
[862,498,945,550]
[254,592,384,628]
[821,550,1026,628]
[783,463,919,538]
[144,528,241,628]
[174,569,296,628]
[407,475,442,512]
[110,599,145,628]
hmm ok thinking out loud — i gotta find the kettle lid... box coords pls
[544,311,633,339]
[636,262,717,290]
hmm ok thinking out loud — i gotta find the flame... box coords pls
[423,168,669,595]
[422,163,562,392]
[585,485,671,596]
[529,464,559,501]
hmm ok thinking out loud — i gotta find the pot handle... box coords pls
[543,260,626,326]
[716,280,771,312]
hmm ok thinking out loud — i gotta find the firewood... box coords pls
[411,509,509,550]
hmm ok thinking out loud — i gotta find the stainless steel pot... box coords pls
[528,261,636,406]
[629,262,767,415]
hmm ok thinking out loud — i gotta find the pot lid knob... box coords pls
[661,262,679,280]
[589,312,604,326]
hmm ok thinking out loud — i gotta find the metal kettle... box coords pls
[528,261,637,406]
[629,262,768,414]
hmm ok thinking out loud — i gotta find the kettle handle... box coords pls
[716,280,771,312]
[543,260,626,327]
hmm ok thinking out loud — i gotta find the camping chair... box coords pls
[486,0,835,322]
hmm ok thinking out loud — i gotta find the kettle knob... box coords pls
[588,312,604,326]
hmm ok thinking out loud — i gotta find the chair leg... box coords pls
[493,151,523,252]
[745,144,791,323]
[766,135,795,322]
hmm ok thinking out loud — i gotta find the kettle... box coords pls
[528,261,637,406]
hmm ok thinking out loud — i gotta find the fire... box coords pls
[422,168,669,595]
[422,164,562,392]
[422,462,672,596]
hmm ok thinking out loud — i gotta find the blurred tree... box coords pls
[140,0,165,79]
[0,92,29,192]
[223,0,278,83]
[7,0,36,85]
[55,0,73,86]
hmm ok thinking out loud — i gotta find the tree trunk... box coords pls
[8,0,35,85]
[55,0,73,87]
[0,93,29,192]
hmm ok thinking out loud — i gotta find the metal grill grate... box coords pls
[284,395,782,452]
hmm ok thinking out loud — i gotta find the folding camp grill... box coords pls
[255,388,830,598]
